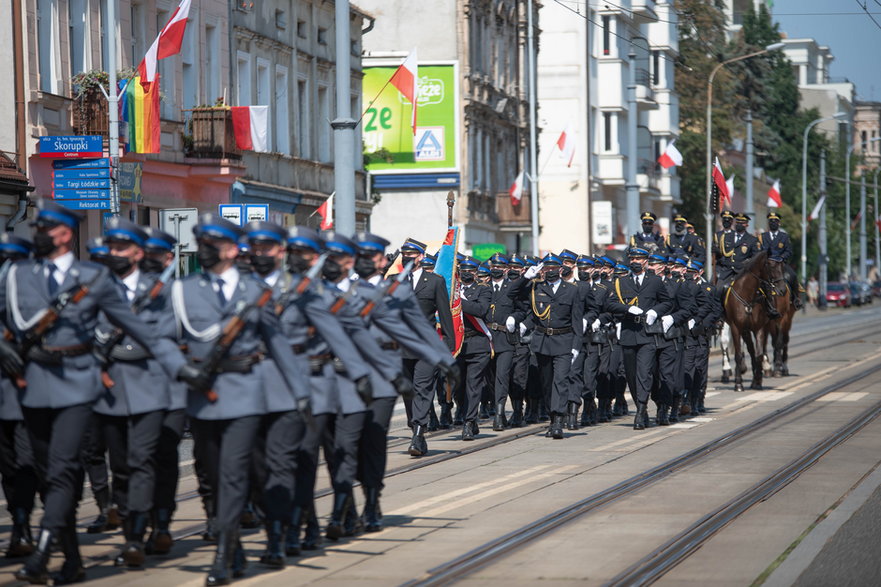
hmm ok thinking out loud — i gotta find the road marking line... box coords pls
[590,428,668,451]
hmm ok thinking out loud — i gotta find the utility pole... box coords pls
[527,0,540,255]
[625,47,639,241]
[860,173,868,281]
[332,0,356,234]
[108,0,120,216]
[818,150,827,308]
[875,171,880,273]
[745,109,754,216]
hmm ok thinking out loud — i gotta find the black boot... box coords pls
[524,400,538,424]
[479,402,490,420]
[597,398,610,423]
[407,424,427,457]
[87,488,113,534]
[259,520,286,569]
[453,404,464,426]
[657,404,670,426]
[492,400,507,431]
[344,495,363,537]
[669,397,680,424]
[698,393,707,414]
[566,402,579,430]
[550,414,565,439]
[634,404,648,430]
[362,487,382,533]
[510,400,524,427]
[302,507,321,550]
[538,401,549,422]
[427,405,440,432]
[326,492,350,541]
[462,420,475,440]
[612,397,624,417]
[285,506,302,556]
[115,511,148,568]
[15,528,53,584]
[6,508,34,558]
[439,402,453,429]
[203,517,218,542]
[231,537,247,578]
[145,508,173,555]
[51,527,86,585]
[580,398,594,427]
[205,531,233,586]
[240,501,261,529]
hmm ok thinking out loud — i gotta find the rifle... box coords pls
[359,260,415,318]
[11,269,103,389]
[99,262,177,388]
[275,253,328,315]
[196,285,274,403]
[329,280,359,315]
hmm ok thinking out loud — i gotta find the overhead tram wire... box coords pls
[857,0,881,30]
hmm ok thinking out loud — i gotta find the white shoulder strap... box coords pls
[171,279,221,342]
[7,264,48,332]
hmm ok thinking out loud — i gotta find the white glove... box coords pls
[582,318,589,332]
[571,349,579,364]
[460,288,468,301]
[523,262,543,280]
[591,319,601,332]
[615,322,622,339]
[661,315,674,333]
[505,316,516,333]
[645,309,658,325]
[519,323,527,336]
[627,306,644,316]
[688,319,696,330]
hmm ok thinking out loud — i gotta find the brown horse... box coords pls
[722,250,778,391]
[760,259,795,377]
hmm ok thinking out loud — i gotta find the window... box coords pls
[873,130,878,153]
[651,50,660,85]
[157,10,175,119]
[181,12,198,112]
[317,27,328,45]
[317,85,330,162]
[237,51,251,106]
[603,112,613,151]
[602,16,610,56]
[275,9,287,30]
[205,24,219,103]
[100,0,109,70]
[256,58,271,146]
[297,78,310,157]
[37,0,60,93]
[275,66,290,154]
[862,130,868,151]
[69,0,89,77]
[131,2,146,67]
[297,20,307,39]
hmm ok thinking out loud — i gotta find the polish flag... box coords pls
[389,48,418,135]
[556,125,576,167]
[767,179,782,208]
[726,173,736,201]
[657,139,683,169]
[316,194,334,230]
[231,106,270,152]
[137,0,192,88]
[808,195,826,222]
[509,170,525,206]
[713,157,731,209]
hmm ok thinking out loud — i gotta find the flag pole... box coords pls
[356,74,397,127]
[527,0,540,255]
[108,0,120,216]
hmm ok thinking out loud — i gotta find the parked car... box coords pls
[872,281,881,298]
[857,282,873,305]
[826,282,852,307]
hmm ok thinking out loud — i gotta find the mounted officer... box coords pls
[630,212,664,253]
[716,213,759,285]
[666,214,706,264]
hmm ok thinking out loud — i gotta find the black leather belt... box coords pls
[487,322,508,332]
[28,343,93,365]
[627,315,644,324]
[308,353,332,375]
[464,330,483,338]
[535,325,572,336]
[194,353,262,374]
[380,341,399,351]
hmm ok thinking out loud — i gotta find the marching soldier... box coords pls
[574,255,601,427]
[506,255,531,427]
[485,253,522,431]
[509,254,583,439]
[559,249,579,282]
[683,259,722,413]
[604,248,672,431]
[666,214,706,264]
[457,257,492,440]
[0,200,172,584]
[630,212,664,252]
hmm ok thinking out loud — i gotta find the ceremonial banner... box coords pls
[435,227,464,357]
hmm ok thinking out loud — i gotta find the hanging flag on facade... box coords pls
[509,170,524,206]
[120,75,161,153]
[808,195,825,222]
[767,179,782,208]
[231,106,270,152]
[713,157,731,209]
[726,173,736,202]
[556,125,576,167]
[389,48,418,135]
[138,0,192,88]
[315,193,334,230]
[657,139,682,169]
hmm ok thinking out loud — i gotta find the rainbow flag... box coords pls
[120,74,161,153]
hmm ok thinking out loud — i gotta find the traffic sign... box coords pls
[53,168,110,180]
[60,199,111,210]
[54,189,111,200]
[244,204,269,223]
[40,136,104,159]
[160,208,199,253]
[51,158,110,169]
[219,204,243,226]
[53,178,111,190]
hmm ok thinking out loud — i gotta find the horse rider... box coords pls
[630,212,664,253]
[666,214,706,264]
[758,211,801,311]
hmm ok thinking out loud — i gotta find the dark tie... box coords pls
[495,283,500,293]
[735,235,741,244]
[46,263,58,297]
[215,277,227,306]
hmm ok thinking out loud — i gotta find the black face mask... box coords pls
[645,267,656,275]
[139,257,164,274]
[197,242,222,269]
[354,256,377,279]
[630,262,644,274]
[642,223,654,234]
[490,268,506,279]
[561,266,573,278]
[250,254,276,276]
[287,253,311,274]
[322,257,344,282]
[735,223,746,233]
[674,224,686,236]
[593,271,602,281]
[722,219,733,229]
[33,232,56,257]
[507,270,521,280]
[460,272,475,284]
[578,270,591,282]
[768,221,780,231]
[105,255,133,276]
[402,255,420,269]
[545,269,560,281]
[664,267,672,277]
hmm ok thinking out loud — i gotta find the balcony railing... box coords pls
[496,192,531,227]
[71,90,109,137]
[186,108,242,160]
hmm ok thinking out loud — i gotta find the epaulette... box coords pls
[596,283,608,290]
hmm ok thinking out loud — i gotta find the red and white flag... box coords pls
[509,170,525,206]
[137,0,192,88]
[556,125,576,167]
[767,179,782,208]
[316,193,334,230]
[875,214,881,233]
[726,173,736,201]
[657,139,683,169]
[231,106,270,152]
[808,195,825,222]
[389,48,418,135]
[713,157,731,209]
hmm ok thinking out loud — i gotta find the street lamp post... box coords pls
[801,112,848,289]
[875,168,881,274]
[705,42,784,281]
[845,136,880,279]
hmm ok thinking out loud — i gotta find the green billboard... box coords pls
[362,61,459,173]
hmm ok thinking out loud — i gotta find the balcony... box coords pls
[71,89,109,138]
[631,0,658,23]
[634,68,658,109]
[496,192,531,229]
[186,108,242,160]
[637,158,660,194]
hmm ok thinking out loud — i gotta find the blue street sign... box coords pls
[53,178,111,190]
[219,204,243,226]
[52,158,110,169]
[54,189,111,200]
[59,199,112,210]
[53,168,110,180]
[40,136,104,159]
[244,204,269,223]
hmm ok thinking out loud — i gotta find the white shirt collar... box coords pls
[368,274,383,286]
[336,277,351,292]
[262,270,281,287]
[122,268,141,294]
[211,266,239,301]
[50,251,75,274]
[411,267,423,288]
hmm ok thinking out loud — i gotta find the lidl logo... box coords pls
[415,127,445,161]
